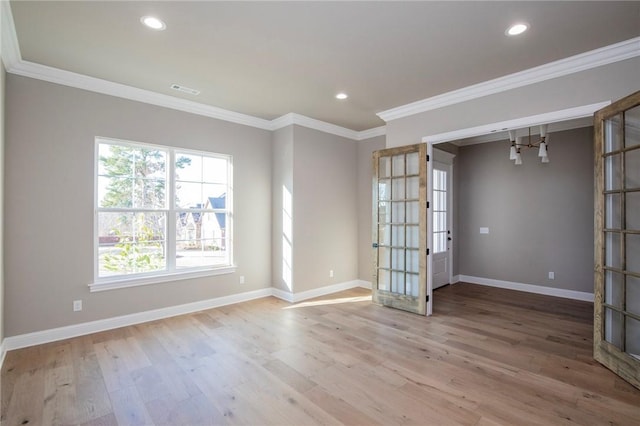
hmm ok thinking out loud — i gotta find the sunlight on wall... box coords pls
[282,185,293,291]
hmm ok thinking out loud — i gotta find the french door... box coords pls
[594,90,640,390]
[372,143,429,315]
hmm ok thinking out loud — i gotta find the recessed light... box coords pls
[336,93,348,100]
[141,16,166,31]
[506,23,528,36]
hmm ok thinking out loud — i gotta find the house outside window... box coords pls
[95,137,233,287]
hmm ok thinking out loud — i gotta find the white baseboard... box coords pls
[358,280,372,290]
[3,287,272,352]
[459,275,594,302]
[2,280,374,353]
[452,275,461,284]
[271,287,295,303]
[0,339,6,371]
[276,280,367,303]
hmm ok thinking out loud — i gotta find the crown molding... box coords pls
[422,101,610,144]
[270,113,386,141]
[272,112,359,140]
[356,126,386,141]
[10,60,275,130]
[1,0,21,68]
[378,36,640,123]
[1,2,384,140]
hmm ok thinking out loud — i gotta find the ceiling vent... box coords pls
[170,84,200,96]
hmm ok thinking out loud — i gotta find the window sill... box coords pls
[89,266,237,292]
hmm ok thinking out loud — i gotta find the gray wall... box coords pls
[5,75,272,336]
[292,126,358,293]
[0,60,5,346]
[271,126,294,292]
[386,58,640,148]
[456,127,594,293]
[357,136,385,282]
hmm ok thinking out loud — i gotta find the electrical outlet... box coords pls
[480,227,489,234]
[329,270,334,278]
[239,275,245,284]
[73,300,83,312]
[548,271,555,280]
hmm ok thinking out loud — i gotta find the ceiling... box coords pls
[8,1,640,132]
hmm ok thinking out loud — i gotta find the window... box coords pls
[95,137,232,286]
[433,168,448,254]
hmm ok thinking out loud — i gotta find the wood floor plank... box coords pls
[2,283,640,425]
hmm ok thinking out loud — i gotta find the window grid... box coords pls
[95,138,232,282]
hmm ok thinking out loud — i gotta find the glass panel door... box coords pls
[372,143,428,315]
[595,90,640,390]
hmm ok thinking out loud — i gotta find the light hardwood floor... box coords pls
[2,283,640,425]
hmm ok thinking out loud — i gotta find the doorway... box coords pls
[432,149,454,289]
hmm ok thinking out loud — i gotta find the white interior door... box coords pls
[432,154,453,290]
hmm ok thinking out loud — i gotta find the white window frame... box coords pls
[91,137,235,292]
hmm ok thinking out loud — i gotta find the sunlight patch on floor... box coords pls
[283,295,371,309]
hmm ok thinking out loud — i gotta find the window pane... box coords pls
[98,143,133,176]
[406,225,419,248]
[624,105,640,149]
[605,232,622,269]
[379,156,391,178]
[406,152,419,175]
[605,270,623,309]
[406,249,419,273]
[176,154,202,182]
[134,178,166,209]
[392,154,405,177]
[604,114,622,153]
[98,176,133,208]
[176,239,228,269]
[391,248,405,271]
[406,201,419,223]
[176,182,202,208]
[625,316,640,359]
[176,210,229,268]
[98,143,167,209]
[392,178,405,200]
[98,212,167,277]
[627,234,640,274]
[604,307,623,349]
[378,179,390,201]
[434,232,447,253]
[625,148,640,189]
[406,273,419,297]
[378,224,390,246]
[378,269,390,291]
[391,225,404,247]
[433,170,446,190]
[407,177,419,199]
[392,271,405,293]
[627,276,640,317]
[392,202,405,223]
[134,148,166,179]
[605,154,622,191]
[378,247,390,269]
[605,193,621,229]
[203,156,228,183]
[627,192,640,230]
[203,184,227,207]
[378,202,391,224]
